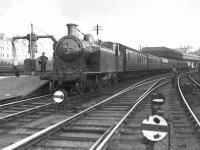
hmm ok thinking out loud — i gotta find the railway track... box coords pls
[168,73,200,149]
[2,75,171,150]
[179,73,200,127]
[0,74,170,149]
[0,94,52,121]
[91,79,169,150]
[0,74,171,125]
[89,73,200,150]
[189,72,200,88]
[0,95,23,105]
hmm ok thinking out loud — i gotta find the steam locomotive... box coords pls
[40,23,188,94]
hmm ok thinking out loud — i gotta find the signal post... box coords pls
[141,92,170,150]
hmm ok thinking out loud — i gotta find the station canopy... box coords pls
[142,47,200,62]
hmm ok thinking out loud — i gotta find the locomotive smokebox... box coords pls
[67,23,78,36]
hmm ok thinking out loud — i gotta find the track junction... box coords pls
[0,72,199,150]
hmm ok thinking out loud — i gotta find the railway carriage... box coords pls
[147,54,161,70]
[161,57,170,70]
[121,46,147,72]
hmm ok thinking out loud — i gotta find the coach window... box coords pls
[115,45,120,56]
[115,46,118,56]
[138,55,140,62]
[128,52,130,61]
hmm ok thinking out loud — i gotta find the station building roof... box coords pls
[142,47,183,60]
[142,47,200,62]
[182,53,200,61]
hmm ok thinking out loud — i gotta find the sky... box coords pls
[0,0,200,53]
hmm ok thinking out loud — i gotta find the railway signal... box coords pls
[53,89,69,112]
[93,24,102,36]
[53,90,64,103]
[141,115,168,150]
[151,93,165,116]
[142,115,168,141]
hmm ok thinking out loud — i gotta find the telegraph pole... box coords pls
[93,24,102,36]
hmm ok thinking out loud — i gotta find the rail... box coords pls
[177,73,200,127]
[0,103,52,122]
[92,79,170,150]
[0,94,51,109]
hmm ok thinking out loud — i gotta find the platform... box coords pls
[0,75,48,100]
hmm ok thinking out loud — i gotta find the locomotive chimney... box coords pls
[66,23,78,36]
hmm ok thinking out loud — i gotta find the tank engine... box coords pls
[41,24,121,94]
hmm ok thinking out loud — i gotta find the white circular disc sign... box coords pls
[152,98,164,103]
[53,90,64,103]
[141,115,168,142]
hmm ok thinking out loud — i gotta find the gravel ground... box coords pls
[191,72,200,82]
[154,80,200,150]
